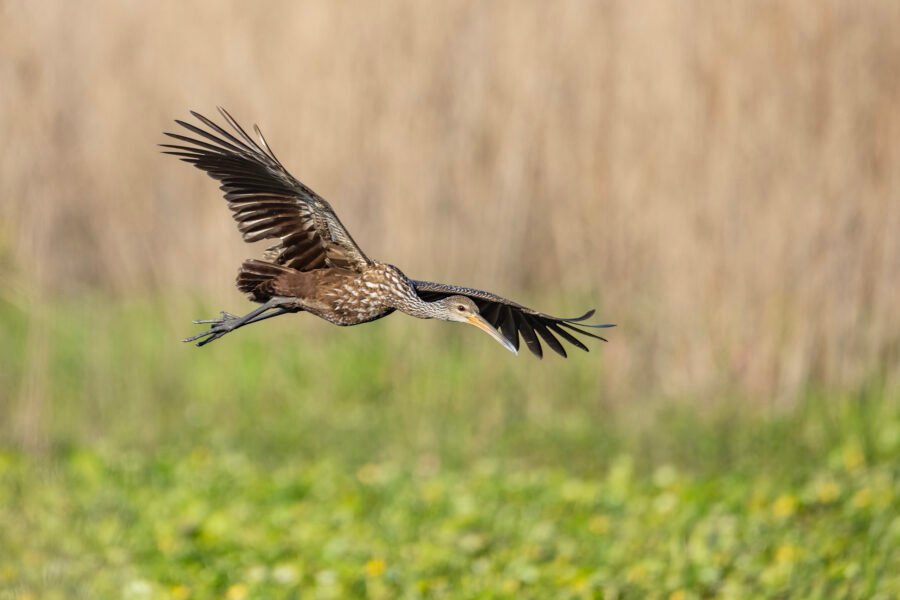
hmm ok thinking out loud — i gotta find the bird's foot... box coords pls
[192,311,238,324]
[183,311,241,346]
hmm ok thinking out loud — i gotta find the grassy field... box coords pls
[2,300,898,598]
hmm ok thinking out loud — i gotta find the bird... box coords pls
[162,108,614,358]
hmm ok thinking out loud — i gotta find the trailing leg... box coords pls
[184,297,294,347]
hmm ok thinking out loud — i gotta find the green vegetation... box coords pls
[2,300,898,598]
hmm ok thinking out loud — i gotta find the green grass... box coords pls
[1,298,898,598]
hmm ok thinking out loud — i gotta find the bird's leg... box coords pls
[184,305,288,346]
[184,298,293,347]
[192,308,290,327]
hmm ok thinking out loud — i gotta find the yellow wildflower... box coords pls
[814,479,840,503]
[851,488,872,509]
[170,585,190,600]
[225,584,248,600]
[771,494,797,519]
[365,558,387,578]
[775,544,797,565]
[570,575,590,593]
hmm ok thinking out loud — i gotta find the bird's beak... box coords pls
[467,315,518,355]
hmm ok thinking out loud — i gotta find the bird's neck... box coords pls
[397,294,439,320]
[370,262,441,319]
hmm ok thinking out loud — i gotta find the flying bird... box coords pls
[162,109,613,357]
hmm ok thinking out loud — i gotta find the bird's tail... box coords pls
[236,259,292,302]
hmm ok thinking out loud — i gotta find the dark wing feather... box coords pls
[161,108,371,272]
[412,280,614,358]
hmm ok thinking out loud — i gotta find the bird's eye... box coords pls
[457,305,466,311]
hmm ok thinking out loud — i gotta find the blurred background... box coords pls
[1,1,899,597]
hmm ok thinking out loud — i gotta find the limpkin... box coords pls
[162,109,613,358]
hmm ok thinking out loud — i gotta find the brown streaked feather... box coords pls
[236,259,295,302]
[235,260,400,326]
[161,108,371,272]
[412,279,615,358]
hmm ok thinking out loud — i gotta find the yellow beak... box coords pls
[467,314,518,355]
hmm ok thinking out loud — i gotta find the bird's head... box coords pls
[436,296,517,355]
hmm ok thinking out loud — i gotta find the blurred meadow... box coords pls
[1,1,899,598]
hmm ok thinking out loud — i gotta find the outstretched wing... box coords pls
[412,280,615,358]
[162,108,371,272]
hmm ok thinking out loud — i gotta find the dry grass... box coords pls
[1,0,899,403]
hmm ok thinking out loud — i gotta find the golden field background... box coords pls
[3,6,900,596]
[1,0,899,404]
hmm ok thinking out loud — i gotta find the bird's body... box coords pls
[163,109,613,357]
[239,260,410,326]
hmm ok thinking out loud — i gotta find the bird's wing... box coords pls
[162,108,371,272]
[411,280,615,358]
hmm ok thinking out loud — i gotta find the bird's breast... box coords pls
[320,282,393,326]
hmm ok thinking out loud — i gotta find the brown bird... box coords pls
[162,109,613,357]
